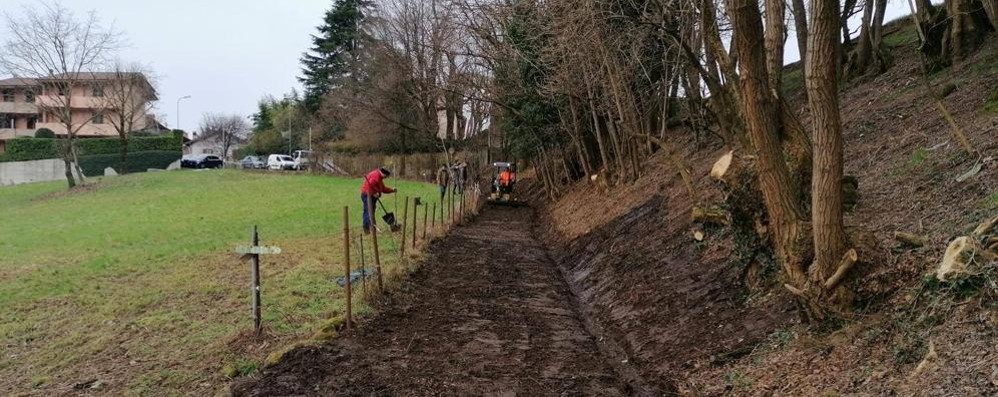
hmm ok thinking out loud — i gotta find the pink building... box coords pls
[0,73,159,153]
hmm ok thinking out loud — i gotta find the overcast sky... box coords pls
[5,0,915,134]
[11,0,332,133]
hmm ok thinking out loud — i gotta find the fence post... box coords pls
[460,189,465,223]
[450,189,455,226]
[368,196,383,292]
[412,199,418,249]
[358,231,366,295]
[343,206,352,329]
[422,200,429,240]
[251,226,261,336]
[431,202,436,230]
[401,196,409,258]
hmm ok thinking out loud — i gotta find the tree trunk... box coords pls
[728,0,810,289]
[983,0,998,30]
[871,0,888,49]
[119,136,129,174]
[764,0,787,91]
[848,0,875,76]
[791,0,809,75]
[808,0,852,312]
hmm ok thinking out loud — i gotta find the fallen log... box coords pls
[894,231,929,248]
[972,215,998,237]
[692,206,729,225]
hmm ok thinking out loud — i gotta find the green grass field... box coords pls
[0,170,440,395]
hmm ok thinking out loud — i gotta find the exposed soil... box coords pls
[233,206,646,396]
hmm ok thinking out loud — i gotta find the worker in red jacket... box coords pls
[361,167,396,233]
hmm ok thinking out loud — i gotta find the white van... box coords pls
[267,154,296,170]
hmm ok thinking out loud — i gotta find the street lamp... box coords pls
[176,95,191,132]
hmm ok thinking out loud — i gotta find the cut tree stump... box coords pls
[710,151,734,181]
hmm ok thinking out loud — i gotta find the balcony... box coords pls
[36,122,117,137]
[35,95,106,110]
[0,102,39,114]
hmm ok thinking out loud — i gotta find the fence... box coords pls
[327,150,492,183]
[237,183,486,336]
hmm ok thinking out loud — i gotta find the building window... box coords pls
[27,117,37,129]
[57,85,68,96]
[1,90,13,102]
[93,112,104,124]
[92,85,104,97]
[24,91,35,103]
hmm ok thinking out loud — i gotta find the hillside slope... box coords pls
[537,23,998,395]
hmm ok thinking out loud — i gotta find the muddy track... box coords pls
[233,205,632,396]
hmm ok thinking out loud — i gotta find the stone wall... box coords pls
[0,159,82,186]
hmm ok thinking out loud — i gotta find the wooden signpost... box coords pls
[235,226,282,336]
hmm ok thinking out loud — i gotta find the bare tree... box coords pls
[0,1,121,188]
[808,0,852,310]
[96,62,158,173]
[198,113,249,160]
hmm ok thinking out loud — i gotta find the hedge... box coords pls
[78,150,182,176]
[0,133,182,163]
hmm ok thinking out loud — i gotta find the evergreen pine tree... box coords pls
[299,0,369,113]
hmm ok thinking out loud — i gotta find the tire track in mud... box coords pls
[233,205,632,396]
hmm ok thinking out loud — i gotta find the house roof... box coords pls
[0,77,37,87]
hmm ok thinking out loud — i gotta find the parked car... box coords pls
[292,150,313,170]
[240,156,266,169]
[267,154,296,170]
[181,154,224,169]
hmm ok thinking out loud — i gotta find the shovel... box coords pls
[377,199,402,232]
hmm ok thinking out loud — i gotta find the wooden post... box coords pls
[450,189,455,226]
[422,200,429,240]
[368,196,383,292]
[411,200,417,249]
[343,206,352,329]
[251,226,261,336]
[358,232,366,294]
[460,189,465,223]
[431,202,436,230]
[401,196,409,258]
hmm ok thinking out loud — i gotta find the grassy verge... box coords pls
[0,170,440,395]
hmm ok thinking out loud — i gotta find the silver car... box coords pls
[240,156,265,169]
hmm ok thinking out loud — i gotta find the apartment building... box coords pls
[0,73,158,152]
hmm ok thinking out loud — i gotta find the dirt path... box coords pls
[233,205,630,396]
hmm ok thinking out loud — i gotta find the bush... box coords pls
[78,150,182,176]
[2,137,61,162]
[0,135,182,163]
[34,128,56,139]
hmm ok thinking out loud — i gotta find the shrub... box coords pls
[78,150,181,176]
[0,135,182,163]
[34,128,56,138]
[2,137,61,161]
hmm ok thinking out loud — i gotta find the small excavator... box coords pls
[487,162,519,206]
